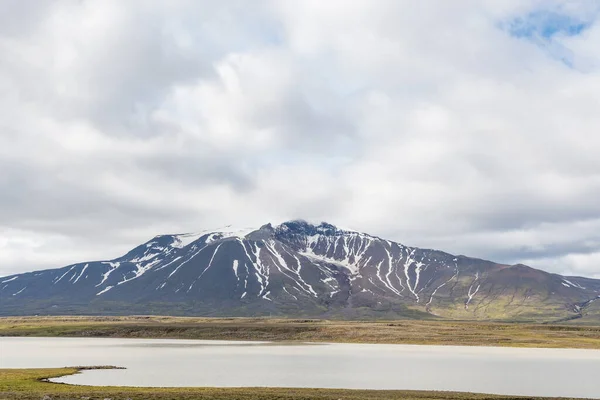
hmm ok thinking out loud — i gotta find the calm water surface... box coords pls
[1,337,599,398]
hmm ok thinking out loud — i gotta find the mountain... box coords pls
[1,221,599,322]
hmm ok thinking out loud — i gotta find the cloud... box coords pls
[0,0,599,279]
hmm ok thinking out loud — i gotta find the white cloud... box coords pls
[0,0,599,278]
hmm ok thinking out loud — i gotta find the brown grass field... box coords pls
[0,315,599,349]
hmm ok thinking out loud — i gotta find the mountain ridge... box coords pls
[1,220,599,322]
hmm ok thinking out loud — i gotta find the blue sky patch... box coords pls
[501,9,596,68]
[506,10,589,39]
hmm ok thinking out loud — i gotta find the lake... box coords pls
[1,337,599,398]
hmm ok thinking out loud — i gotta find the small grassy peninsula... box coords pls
[0,367,579,400]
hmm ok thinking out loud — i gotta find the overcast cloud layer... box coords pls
[1,0,600,278]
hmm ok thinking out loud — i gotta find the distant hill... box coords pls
[1,221,599,322]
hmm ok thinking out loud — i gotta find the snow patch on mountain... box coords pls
[171,233,206,248]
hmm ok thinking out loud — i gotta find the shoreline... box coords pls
[0,367,588,400]
[6,335,600,353]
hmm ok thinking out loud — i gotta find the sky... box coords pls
[1,0,600,279]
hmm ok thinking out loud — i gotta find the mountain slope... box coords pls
[1,221,599,322]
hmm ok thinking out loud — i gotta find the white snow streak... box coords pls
[96,285,114,296]
[240,260,249,299]
[104,261,121,268]
[302,234,361,274]
[1,276,18,284]
[465,272,481,309]
[412,261,425,302]
[237,239,264,296]
[283,286,298,300]
[250,243,270,299]
[387,241,406,294]
[154,256,183,271]
[117,258,162,286]
[232,260,239,280]
[168,245,208,278]
[54,265,76,284]
[426,262,459,307]
[72,264,89,284]
[68,269,78,282]
[188,243,223,292]
[266,241,317,297]
[403,250,420,301]
[562,279,586,289]
[234,240,270,299]
[287,252,318,297]
[129,253,158,263]
[381,246,403,297]
[321,276,337,290]
[12,287,26,296]
[96,263,119,287]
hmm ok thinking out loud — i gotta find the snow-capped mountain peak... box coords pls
[1,220,599,322]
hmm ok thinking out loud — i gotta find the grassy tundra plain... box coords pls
[0,367,582,400]
[1,316,600,349]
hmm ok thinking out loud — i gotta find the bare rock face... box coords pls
[1,221,599,322]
